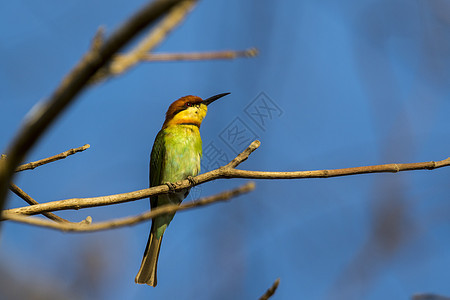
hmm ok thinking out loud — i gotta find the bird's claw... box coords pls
[187,176,197,186]
[165,182,176,193]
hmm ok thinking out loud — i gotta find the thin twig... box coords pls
[14,144,90,172]
[90,26,105,52]
[142,48,258,61]
[1,182,255,232]
[9,183,70,223]
[4,140,449,217]
[412,293,450,300]
[0,0,185,220]
[259,278,280,300]
[224,140,261,168]
[92,0,198,82]
[8,183,91,225]
[220,157,450,178]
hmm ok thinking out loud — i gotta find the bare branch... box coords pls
[2,140,259,216]
[0,0,186,219]
[14,144,90,172]
[9,183,70,223]
[5,184,170,216]
[1,182,255,232]
[221,157,450,179]
[142,48,258,61]
[92,0,198,82]
[259,278,280,300]
[412,294,450,300]
[8,183,91,225]
[3,140,450,216]
[224,140,261,168]
[90,26,105,52]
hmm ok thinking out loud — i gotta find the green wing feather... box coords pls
[135,130,166,286]
[149,130,166,210]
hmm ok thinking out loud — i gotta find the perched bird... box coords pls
[135,92,230,286]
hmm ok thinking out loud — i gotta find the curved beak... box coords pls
[203,92,230,106]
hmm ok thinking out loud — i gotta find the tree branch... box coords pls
[259,278,280,300]
[3,140,449,217]
[0,0,185,223]
[8,183,91,225]
[92,0,198,82]
[412,294,450,300]
[2,140,259,216]
[220,157,450,179]
[9,183,70,223]
[1,182,255,232]
[224,140,261,168]
[13,144,90,172]
[141,48,258,61]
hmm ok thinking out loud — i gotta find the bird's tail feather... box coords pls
[135,231,163,287]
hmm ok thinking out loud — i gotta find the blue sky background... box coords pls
[1,1,450,299]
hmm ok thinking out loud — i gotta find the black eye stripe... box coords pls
[184,102,201,109]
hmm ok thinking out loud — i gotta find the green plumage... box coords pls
[135,124,202,286]
[135,92,229,287]
[150,125,202,238]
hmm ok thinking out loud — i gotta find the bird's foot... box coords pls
[165,182,177,193]
[187,176,197,187]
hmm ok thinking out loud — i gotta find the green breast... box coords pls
[150,125,202,238]
[151,125,202,186]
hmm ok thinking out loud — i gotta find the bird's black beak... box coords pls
[203,92,230,106]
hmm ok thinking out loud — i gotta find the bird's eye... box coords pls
[186,102,192,107]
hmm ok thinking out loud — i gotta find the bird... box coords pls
[135,92,230,287]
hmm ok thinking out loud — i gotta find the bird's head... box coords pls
[162,93,230,129]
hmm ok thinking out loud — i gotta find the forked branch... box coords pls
[4,140,449,217]
[92,0,198,82]
[2,182,255,232]
[13,144,90,172]
[0,0,186,219]
[9,184,91,225]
